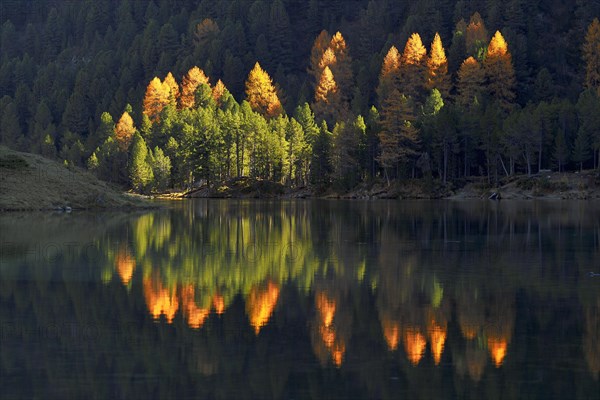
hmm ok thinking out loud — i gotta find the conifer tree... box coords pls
[129,132,154,192]
[484,31,516,112]
[426,33,451,98]
[309,30,332,87]
[312,66,344,124]
[143,77,171,123]
[115,111,136,151]
[583,18,600,92]
[456,57,485,110]
[377,46,401,106]
[180,66,210,109]
[245,62,283,118]
[163,72,179,107]
[465,12,488,58]
[328,32,354,104]
[399,33,427,104]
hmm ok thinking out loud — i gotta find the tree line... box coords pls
[1,1,600,192]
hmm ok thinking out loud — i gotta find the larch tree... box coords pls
[114,111,136,151]
[142,77,171,123]
[308,30,332,87]
[456,56,485,110]
[484,31,516,112]
[319,48,337,70]
[245,62,283,118]
[378,88,420,184]
[399,33,427,104]
[180,66,210,109]
[328,31,353,104]
[583,18,600,92]
[212,79,227,105]
[312,66,344,124]
[426,33,451,98]
[163,72,179,107]
[465,12,488,58]
[377,46,401,106]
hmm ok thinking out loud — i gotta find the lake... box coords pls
[0,200,599,399]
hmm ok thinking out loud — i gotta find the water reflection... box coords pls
[1,200,599,398]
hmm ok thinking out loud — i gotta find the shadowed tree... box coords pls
[456,57,485,110]
[377,46,401,106]
[583,18,600,93]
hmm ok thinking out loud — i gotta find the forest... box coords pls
[1,0,600,193]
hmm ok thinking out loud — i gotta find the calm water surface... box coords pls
[0,200,599,399]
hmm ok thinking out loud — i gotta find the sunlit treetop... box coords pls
[427,33,447,71]
[319,47,337,70]
[329,31,348,58]
[402,33,427,65]
[426,33,450,95]
[212,79,227,104]
[114,111,136,151]
[314,66,338,103]
[163,72,179,105]
[180,66,210,109]
[309,30,332,81]
[142,77,171,123]
[487,31,510,58]
[381,46,401,77]
[245,62,283,118]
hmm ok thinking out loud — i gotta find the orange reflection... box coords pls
[381,317,400,351]
[213,294,225,315]
[403,326,426,365]
[487,336,508,367]
[246,281,280,334]
[181,284,210,329]
[143,276,179,323]
[314,291,346,367]
[115,245,136,285]
[427,317,447,365]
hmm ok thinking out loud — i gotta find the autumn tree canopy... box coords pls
[245,62,283,118]
[426,33,451,98]
[377,46,401,106]
[456,57,486,109]
[583,18,600,92]
[484,31,516,111]
[180,66,210,109]
[114,111,136,151]
[143,77,171,123]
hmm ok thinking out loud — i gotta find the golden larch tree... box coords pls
[583,18,600,92]
[312,66,344,124]
[245,62,283,118]
[399,33,427,103]
[212,79,227,105]
[456,56,485,109]
[163,72,179,107]
[377,45,401,106]
[309,30,332,86]
[328,31,353,104]
[115,111,136,151]
[143,77,171,123]
[180,66,210,109]
[466,12,488,57]
[319,48,337,70]
[484,31,516,111]
[426,33,451,98]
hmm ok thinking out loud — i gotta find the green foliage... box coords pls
[129,132,154,192]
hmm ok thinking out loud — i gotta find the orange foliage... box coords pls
[403,326,427,365]
[426,33,450,96]
[466,12,488,56]
[487,335,508,367]
[212,79,227,105]
[246,281,280,334]
[115,245,135,285]
[381,317,400,351]
[245,62,283,118]
[427,317,447,365]
[163,72,179,106]
[180,284,210,329]
[314,66,338,104]
[318,48,337,70]
[484,31,516,109]
[309,30,332,84]
[114,111,136,151]
[402,33,427,65]
[377,46,401,104]
[456,57,485,109]
[143,276,179,323]
[180,66,210,109]
[143,77,171,123]
[315,291,346,367]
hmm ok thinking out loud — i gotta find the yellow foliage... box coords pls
[402,33,427,65]
[318,48,337,70]
[212,79,227,105]
[114,111,136,151]
[163,72,179,106]
[180,66,210,109]
[426,33,450,96]
[142,77,171,123]
[314,66,338,104]
[245,62,283,118]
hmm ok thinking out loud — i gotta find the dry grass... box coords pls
[0,146,153,211]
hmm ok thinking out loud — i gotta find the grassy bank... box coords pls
[0,146,152,211]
